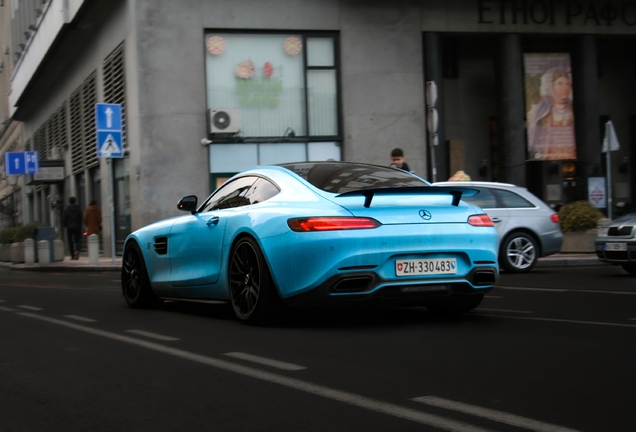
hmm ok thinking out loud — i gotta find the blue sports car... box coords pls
[122,162,499,323]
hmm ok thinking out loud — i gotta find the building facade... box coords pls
[1,0,635,255]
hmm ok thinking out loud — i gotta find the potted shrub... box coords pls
[5,222,39,263]
[558,201,605,253]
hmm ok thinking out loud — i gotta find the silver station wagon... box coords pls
[434,181,563,273]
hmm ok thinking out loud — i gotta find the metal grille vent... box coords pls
[69,72,97,174]
[83,75,97,169]
[69,90,84,174]
[32,103,67,161]
[103,43,126,152]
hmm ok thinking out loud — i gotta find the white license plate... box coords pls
[605,242,627,251]
[396,258,457,276]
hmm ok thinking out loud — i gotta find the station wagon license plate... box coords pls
[605,242,627,251]
[396,258,457,276]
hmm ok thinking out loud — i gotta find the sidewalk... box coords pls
[0,254,122,272]
[0,253,604,272]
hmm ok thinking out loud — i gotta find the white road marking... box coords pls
[0,306,16,312]
[0,300,5,302]
[484,295,502,299]
[224,352,306,371]
[479,314,636,329]
[476,308,533,314]
[496,286,566,292]
[126,329,180,341]
[497,286,636,295]
[413,396,581,432]
[18,305,42,311]
[64,315,97,323]
[19,312,494,432]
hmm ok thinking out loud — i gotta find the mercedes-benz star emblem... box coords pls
[419,210,432,220]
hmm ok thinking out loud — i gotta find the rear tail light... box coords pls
[550,214,560,224]
[287,217,381,232]
[468,214,494,227]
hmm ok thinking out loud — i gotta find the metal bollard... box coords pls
[37,240,50,265]
[88,234,100,266]
[24,238,35,266]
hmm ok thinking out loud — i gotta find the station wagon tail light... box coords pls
[288,217,381,232]
[468,214,494,227]
[550,214,560,224]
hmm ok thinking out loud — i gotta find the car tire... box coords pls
[620,264,636,276]
[229,237,284,324]
[500,232,538,273]
[121,242,159,308]
[424,294,484,314]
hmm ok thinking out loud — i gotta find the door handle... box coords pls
[206,216,220,226]
[491,217,502,223]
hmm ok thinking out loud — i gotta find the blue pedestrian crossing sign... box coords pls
[96,103,123,158]
[97,131,123,157]
[4,151,39,175]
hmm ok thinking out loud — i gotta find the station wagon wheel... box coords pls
[500,232,538,273]
[121,242,158,308]
[229,237,283,324]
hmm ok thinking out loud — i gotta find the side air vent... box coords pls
[154,237,168,255]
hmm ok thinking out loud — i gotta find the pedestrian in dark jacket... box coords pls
[84,199,102,236]
[62,197,83,260]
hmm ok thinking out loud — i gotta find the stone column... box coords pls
[424,33,448,182]
[496,34,526,186]
[572,35,601,199]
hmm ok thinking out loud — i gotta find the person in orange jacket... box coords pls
[84,199,103,236]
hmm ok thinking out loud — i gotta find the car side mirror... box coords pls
[177,195,198,214]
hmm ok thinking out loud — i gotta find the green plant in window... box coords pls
[558,201,604,232]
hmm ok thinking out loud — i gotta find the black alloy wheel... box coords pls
[620,263,636,276]
[121,242,157,308]
[229,237,282,324]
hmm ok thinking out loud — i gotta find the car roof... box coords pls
[433,181,521,189]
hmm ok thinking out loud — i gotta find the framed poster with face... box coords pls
[524,53,577,162]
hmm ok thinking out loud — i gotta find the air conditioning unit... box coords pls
[208,109,241,134]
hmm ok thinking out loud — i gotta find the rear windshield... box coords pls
[279,162,429,194]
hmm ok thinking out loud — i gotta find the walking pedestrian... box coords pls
[84,199,102,236]
[62,197,83,260]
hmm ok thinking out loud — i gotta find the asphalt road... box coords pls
[1,265,634,432]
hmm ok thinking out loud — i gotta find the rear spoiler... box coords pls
[336,187,478,208]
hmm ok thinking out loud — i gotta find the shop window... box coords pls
[204,32,340,140]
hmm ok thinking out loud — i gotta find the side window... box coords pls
[200,177,257,212]
[244,178,280,205]
[462,188,498,209]
[492,189,534,208]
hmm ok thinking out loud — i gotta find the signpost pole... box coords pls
[96,103,124,265]
[109,158,116,264]
[607,150,612,220]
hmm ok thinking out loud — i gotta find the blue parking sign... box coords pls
[4,151,39,175]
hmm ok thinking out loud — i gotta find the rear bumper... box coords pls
[283,266,497,308]
[539,230,563,257]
